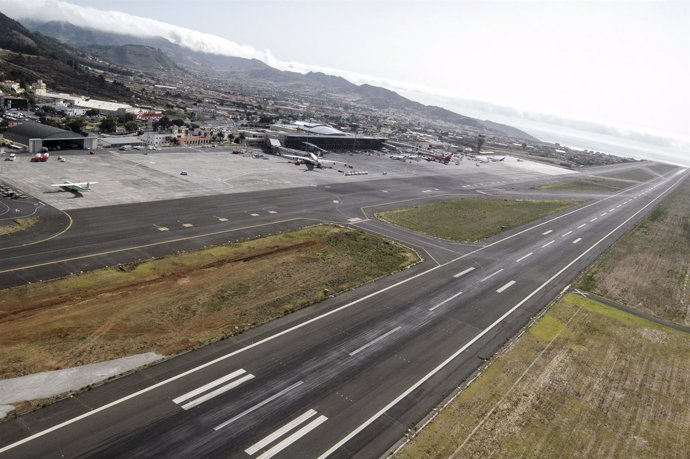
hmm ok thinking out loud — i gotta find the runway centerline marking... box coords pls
[250,213,260,217]
[429,291,464,312]
[561,230,573,237]
[515,252,533,263]
[590,217,598,222]
[541,240,555,248]
[601,212,607,216]
[577,224,586,229]
[349,326,402,356]
[573,238,582,244]
[496,280,516,293]
[453,267,475,278]
[480,269,503,282]
[214,381,304,431]
[541,230,553,235]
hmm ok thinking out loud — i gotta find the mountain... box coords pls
[24,20,268,71]
[0,13,131,101]
[22,19,535,140]
[85,44,181,73]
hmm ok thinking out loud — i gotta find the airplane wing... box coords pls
[280,153,315,164]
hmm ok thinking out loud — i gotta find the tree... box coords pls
[158,115,172,131]
[99,118,117,133]
[66,117,84,134]
[85,109,100,117]
[172,119,185,127]
[124,120,139,132]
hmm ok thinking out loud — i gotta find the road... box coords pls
[0,165,686,458]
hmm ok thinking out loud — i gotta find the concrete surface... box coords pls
[0,353,162,418]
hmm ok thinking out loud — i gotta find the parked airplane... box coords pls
[50,180,98,196]
[279,149,345,170]
[418,150,454,164]
[389,154,419,161]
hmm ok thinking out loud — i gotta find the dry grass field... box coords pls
[0,217,38,236]
[579,176,690,325]
[398,294,690,458]
[377,199,578,242]
[0,225,418,379]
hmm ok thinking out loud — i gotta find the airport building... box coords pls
[4,121,98,153]
[270,122,386,151]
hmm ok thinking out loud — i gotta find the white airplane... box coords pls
[389,154,419,161]
[279,149,345,171]
[51,180,98,196]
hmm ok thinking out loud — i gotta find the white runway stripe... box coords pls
[173,369,246,405]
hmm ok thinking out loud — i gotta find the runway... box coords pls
[0,162,686,458]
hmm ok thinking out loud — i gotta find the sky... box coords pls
[1,0,688,162]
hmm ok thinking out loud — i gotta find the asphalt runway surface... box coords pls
[0,158,686,458]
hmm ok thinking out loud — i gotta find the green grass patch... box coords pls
[378,198,578,242]
[533,177,631,192]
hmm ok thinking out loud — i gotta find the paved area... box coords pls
[0,147,574,210]
[0,353,162,419]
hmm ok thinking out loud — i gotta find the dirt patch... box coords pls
[0,225,418,379]
[397,294,690,458]
[0,217,39,236]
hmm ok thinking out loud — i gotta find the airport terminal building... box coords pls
[4,121,98,153]
[271,122,386,151]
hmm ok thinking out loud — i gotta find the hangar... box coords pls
[3,121,98,153]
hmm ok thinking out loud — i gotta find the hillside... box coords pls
[22,18,536,140]
[85,44,181,73]
[0,13,131,101]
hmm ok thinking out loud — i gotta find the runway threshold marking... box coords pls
[480,269,503,282]
[2,175,678,453]
[452,267,475,278]
[496,280,516,293]
[246,409,328,458]
[214,381,304,431]
[174,369,255,410]
[317,171,687,459]
[515,252,533,263]
[429,290,464,312]
[349,326,402,356]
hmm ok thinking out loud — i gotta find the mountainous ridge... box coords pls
[0,13,132,101]
[17,18,535,140]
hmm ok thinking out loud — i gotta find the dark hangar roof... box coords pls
[5,121,84,142]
